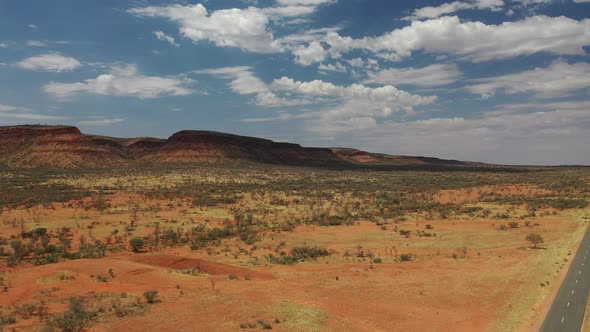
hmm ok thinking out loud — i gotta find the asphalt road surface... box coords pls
[541,226,590,332]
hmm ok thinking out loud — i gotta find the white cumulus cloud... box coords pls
[467,60,590,98]
[154,30,179,47]
[129,4,280,53]
[293,41,327,66]
[261,5,316,18]
[16,53,81,72]
[318,62,347,73]
[193,66,311,107]
[319,15,590,63]
[43,64,195,100]
[405,0,504,20]
[243,77,438,133]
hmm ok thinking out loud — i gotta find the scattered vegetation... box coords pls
[0,164,589,331]
[52,297,95,332]
[267,245,333,265]
[1,164,588,268]
[526,233,544,249]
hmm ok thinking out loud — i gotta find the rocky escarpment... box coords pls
[0,126,129,168]
[330,148,466,166]
[137,130,343,166]
[0,125,475,169]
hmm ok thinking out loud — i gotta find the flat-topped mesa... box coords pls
[142,130,337,165]
[0,125,478,169]
[168,130,276,146]
[0,125,129,168]
[0,125,83,158]
[0,125,82,141]
[139,130,261,164]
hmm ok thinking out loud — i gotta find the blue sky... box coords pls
[0,0,589,165]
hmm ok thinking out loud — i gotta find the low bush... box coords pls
[143,290,158,304]
[399,254,414,262]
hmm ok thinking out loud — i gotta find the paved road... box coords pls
[541,224,590,332]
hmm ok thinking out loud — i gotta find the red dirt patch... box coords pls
[125,254,274,280]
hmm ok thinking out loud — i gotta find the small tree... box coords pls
[10,240,26,258]
[526,233,544,248]
[143,290,158,304]
[129,237,144,253]
[54,297,91,332]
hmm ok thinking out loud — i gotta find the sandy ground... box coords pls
[1,187,588,331]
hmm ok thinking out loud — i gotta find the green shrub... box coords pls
[548,198,588,210]
[267,253,298,265]
[399,254,414,262]
[143,290,158,304]
[290,246,332,261]
[258,320,272,329]
[129,237,144,253]
[53,297,94,332]
[0,315,16,325]
[96,274,109,282]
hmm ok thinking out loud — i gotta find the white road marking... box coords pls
[562,317,565,323]
[568,302,570,307]
[572,290,575,294]
[576,279,579,283]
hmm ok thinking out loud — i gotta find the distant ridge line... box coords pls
[0,125,485,169]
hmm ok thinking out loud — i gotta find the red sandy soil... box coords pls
[125,254,274,280]
[0,188,584,331]
[4,214,578,331]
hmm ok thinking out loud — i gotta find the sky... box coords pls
[0,0,589,165]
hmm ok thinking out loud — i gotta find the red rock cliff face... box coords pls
[0,126,129,168]
[0,125,469,169]
[138,131,343,166]
[0,127,346,168]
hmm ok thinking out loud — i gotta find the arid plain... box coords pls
[1,161,589,331]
